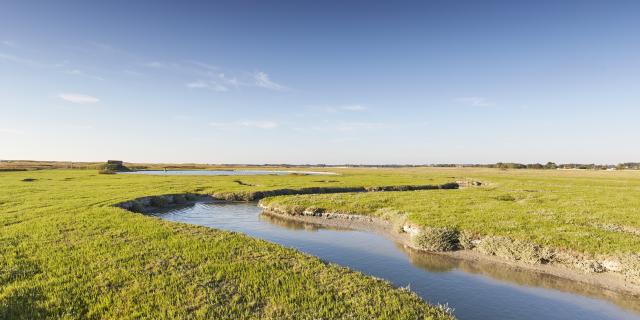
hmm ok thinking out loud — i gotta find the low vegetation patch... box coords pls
[476,236,554,264]
[0,168,460,319]
[260,168,640,283]
[412,227,460,252]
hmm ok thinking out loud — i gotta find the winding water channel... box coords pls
[151,201,640,320]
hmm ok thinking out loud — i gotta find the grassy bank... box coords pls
[261,168,640,281]
[0,169,455,319]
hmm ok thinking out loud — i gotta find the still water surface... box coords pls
[151,201,640,320]
[121,170,336,176]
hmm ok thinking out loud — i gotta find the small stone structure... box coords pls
[100,160,130,173]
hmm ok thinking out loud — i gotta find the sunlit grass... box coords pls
[0,169,456,319]
[262,169,640,256]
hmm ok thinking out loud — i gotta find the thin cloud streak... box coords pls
[142,57,289,92]
[254,72,288,91]
[186,81,228,92]
[455,96,495,107]
[0,53,52,68]
[312,104,368,113]
[59,93,100,104]
[123,69,144,77]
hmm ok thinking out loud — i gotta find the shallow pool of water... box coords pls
[151,202,640,320]
[120,170,336,176]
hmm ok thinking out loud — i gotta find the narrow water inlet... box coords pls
[149,201,640,320]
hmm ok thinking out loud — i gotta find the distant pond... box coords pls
[120,170,337,176]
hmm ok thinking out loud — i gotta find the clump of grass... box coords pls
[412,227,460,252]
[288,205,307,215]
[476,236,554,264]
[303,206,325,216]
[98,168,115,174]
[21,178,36,182]
[494,194,516,201]
[458,230,478,250]
[376,208,408,232]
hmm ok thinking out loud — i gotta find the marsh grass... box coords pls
[412,228,460,252]
[261,168,640,280]
[0,168,457,319]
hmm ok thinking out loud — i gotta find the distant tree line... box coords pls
[617,163,640,170]
[428,162,624,170]
[2,160,639,171]
[259,162,638,170]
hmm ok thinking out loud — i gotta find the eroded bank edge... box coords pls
[113,179,640,296]
[114,182,462,212]
[257,201,640,296]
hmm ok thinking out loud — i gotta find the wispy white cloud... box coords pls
[311,104,368,113]
[59,93,100,104]
[209,120,279,129]
[254,72,288,91]
[145,60,218,76]
[216,73,240,87]
[123,69,144,77]
[455,96,495,107]
[186,81,228,92]
[145,61,165,68]
[186,72,242,92]
[144,59,287,93]
[185,60,218,72]
[0,53,50,68]
[186,81,208,88]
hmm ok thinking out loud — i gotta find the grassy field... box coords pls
[4,167,640,319]
[262,168,640,278]
[0,169,456,320]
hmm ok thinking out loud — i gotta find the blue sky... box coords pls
[1,1,639,164]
